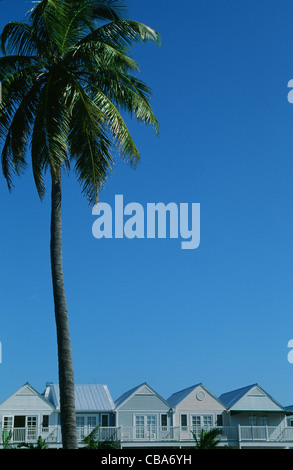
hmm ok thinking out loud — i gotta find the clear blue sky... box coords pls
[1,0,293,408]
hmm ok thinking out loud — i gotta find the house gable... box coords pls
[135,385,154,396]
[219,384,285,412]
[0,383,55,413]
[115,383,170,412]
[168,383,225,412]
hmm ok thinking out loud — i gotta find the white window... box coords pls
[135,416,143,438]
[147,415,156,430]
[76,416,85,427]
[2,417,13,443]
[27,416,37,440]
[76,416,85,439]
[203,415,213,428]
[192,416,201,435]
[258,417,268,426]
[3,417,13,429]
[192,415,213,436]
[135,415,157,439]
[135,415,145,439]
[87,416,97,429]
[249,415,268,426]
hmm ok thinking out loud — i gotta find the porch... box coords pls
[0,425,119,448]
[1,424,293,448]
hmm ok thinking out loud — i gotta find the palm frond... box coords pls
[1,79,44,189]
[67,40,140,73]
[93,89,140,164]
[97,71,159,133]
[0,21,37,56]
[78,19,160,50]
[28,0,70,58]
[86,0,125,22]
[191,428,223,449]
[65,0,125,30]
[67,75,114,203]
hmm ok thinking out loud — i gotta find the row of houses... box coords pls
[1,380,293,449]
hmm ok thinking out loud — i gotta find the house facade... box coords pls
[44,383,117,444]
[0,383,58,445]
[0,382,117,448]
[219,384,293,448]
[115,382,173,448]
[167,383,226,442]
[1,380,293,448]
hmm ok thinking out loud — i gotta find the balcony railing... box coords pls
[76,425,120,442]
[1,426,60,444]
[239,425,293,443]
[1,424,293,447]
[0,426,118,446]
[120,426,181,442]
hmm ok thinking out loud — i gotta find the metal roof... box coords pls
[114,383,146,409]
[44,384,115,412]
[219,383,286,412]
[219,384,257,409]
[167,384,202,407]
[114,382,172,410]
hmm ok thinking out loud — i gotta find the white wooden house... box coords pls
[0,382,58,445]
[114,382,174,447]
[167,383,226,442]
[43,383,117,444]
[0,382,117,448]
[219,383,293,448]
[1,380,293,448]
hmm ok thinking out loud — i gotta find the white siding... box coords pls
[0,383,56,427]
[172,385,225,427]
[231,386,284,412]
[116,384,171,428]
[0,384,54,412]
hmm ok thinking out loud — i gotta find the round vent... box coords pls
[196,391,205,401]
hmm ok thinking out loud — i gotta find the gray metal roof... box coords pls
[114,383,146,409]
[44,384,115,412]
[219,384,257,409]
[167,384,202,407]
[114,382,172,410]
[219,383,286,412]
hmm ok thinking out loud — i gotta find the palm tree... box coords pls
[18,436,49,449]
[0,0,159,449]
[191,428,223,449]
[2,429,13,449]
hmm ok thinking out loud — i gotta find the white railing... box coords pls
[239,426,293,442]
[120,425,293,445]
[219,426,239,442]
[76,426,121,442]
[0,426,117,446]
[176,425,239,443]
[2,424,293,447]
[0,426,61,444]
[120,426,181,442]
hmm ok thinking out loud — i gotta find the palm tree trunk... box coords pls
[50,172,78,449]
